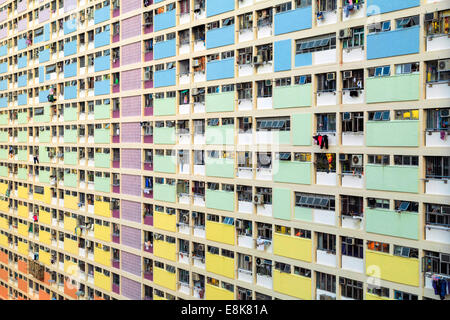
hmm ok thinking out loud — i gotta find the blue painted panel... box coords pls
[34,35,43,44]
[95,30,110,48]
[18,38,27,51]
[206,58,234,81]
[64,40,77,57]
[94,55,111,72]
[206,25,234,49]
[154,10,176,32]
[64,63,77,78]
[64,19,77,35]
[39,90,50,103]
[274,6,312,35]
[45,73,51,81]
[154,68,176,88]
[18,94,27,106]
[39,49,50,63]
[95,6,110,24]
[295,52,312,67]
[44,24,50,41]
[0,63,7,74]
[94,80,110,96]
[64,86,77,100]
[0,97,7,108]
[18,75,27,88]
[0,80,7,91]
[154,0,164,3]
[206,0,235,17]
[367,26,420,60]
[18,56,27,69]
[367,0,420,16]
[154,39,176,60]
[0,45,7,57]
[274,40,291,72]
[39,67,45,83]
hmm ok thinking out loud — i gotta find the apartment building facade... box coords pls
[0,0,449,301]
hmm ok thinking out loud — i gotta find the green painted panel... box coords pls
[274,161,311,185]
[94,176,111,193]
[366,73,419,103]
[0,113,8,125]
[17,130,27,143]
[292,113,312,146]
[64,130,77,143]
[154,98,176,116]
[18,167,28,180]
[294,206,313,222]
[64,106,77,121]
[39,170,50,184]
[273,84,312,109]
[366,120,419,147]
[366,164,419,193]
[0,149,7,160]
[39,130,50,143]
[273,188,292,220]
[94,129,110,144]
[206,189,235,212]
[34,106,51,123]
[94,104,111,120]
[94,153,110,168]
[18,149,27,161]
[278,131,291,145]
[18,112,28,124]
[0,131,7,142]
[206,91,235,113]
[206,158,235,178]
[0,166,7,177]
[154,127,175,145]
[64,152,78,165]
[39,146,50,163]
[64,172,78,188]
[205,125,235,145]
[366,208,419,240]
[154,155,176,173]
[154,183,176,203]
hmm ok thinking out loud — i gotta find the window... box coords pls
[294,228,311,239]
[396,62,419,74]
[341,237,363,258]
[394,200,418,213]
[395,109,419,120]
[393,245,418,258]
[340,195,363,217]
[395,15,419,29]
[294,74,311,84]
[295,192,335,211]
[296,0,312,8]
[425,204,450,228]
[275,2,292,13]
[257,80,272,98]
[394,290,418,300]
[367,198,389,210]
[316,113,336,132]
[425,157,449,179]
[426,108,450,131]
[317,73,336,92]
[295,34,336,54]
[343,27,364,49]
[423,251,450,276]
[316,272,336,293]
[426,11,450,36]
[341,112,364,133]
[340,278,363,300]
[317,232,336,253]
[368,154,389,165]
[393,155,418,166]
[367,285,390,298]
[294,152,311,162]
[427,60,450,83]
[256,117,290,131]
[368,65,390,77]
[368,20,391,33]
[275,77,291,87]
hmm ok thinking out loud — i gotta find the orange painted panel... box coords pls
[18,278,27,293]
[0,251,7,264]
[39,289,50,300]
[18,260,28,274]
[64,280,78,299]
[94,295,104,300]
[0,285,7,299]
[43,271,51,285]
[0,268,7,281]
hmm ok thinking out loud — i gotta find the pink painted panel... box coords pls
[121,15,141,40]
[121,95,141,117]
[121,122,141,143]
[17,0,27,13]
[0,28,7,40]
[121,69,141,91]
[0,11,7,23]
[121,42,141,66]
[18,18,27,32]
[39,8,50,23]
[121,0,141,14]
[121,174,141,197]
[121,200,141,223]
[121,148,141,170]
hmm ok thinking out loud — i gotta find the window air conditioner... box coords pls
[343,71,352,79]
[338,28,352,39]
[438,59,450,72]
[253,194,264,205]
[327,73,335,81]
[253,54,262,65]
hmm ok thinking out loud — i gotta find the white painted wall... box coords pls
[316,250,337,267]
[342,4,365,21]
[239,0,253,8]
[342,132,364,146]
[179,13,190,25]
[237,168,253,179]
[256,274,272,289]
[256,97,272,109]
[316,288,336,300]
[178,253,190,264]
[313,209,336,226]
[314,49,336,65]
[179,104,190,115]
[342,90,364,104]
[194,40,205,52]
[194,134,205,145]
[317,92,337,106]
[193,102,205,113]
[257,204,272,217]
[237,235,253,248]
[342,174,364,188]
[238,99,252,111]
[194,72,206,83]
[238,201,253,214]
[256,168,272,181]
[316,172,337,186]
[343,47,364,63]
[179,74,190,85]
[239,30,253,43]
[342,255,364,273]
[257,26,272,39]
[426,82,450,100]
[426,179,450,196]
[425,225,450,244]
[317,10,338,26]
[257,63,273,74]
[237,269,253,283]
[238,64,253,77]
[179,43,190,55]
[426,131,450,147]
[427,35,450,52]
[193,227,205,238]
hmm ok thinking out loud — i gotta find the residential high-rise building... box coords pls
[0,0,449,301]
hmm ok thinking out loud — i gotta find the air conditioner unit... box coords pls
[339,28,352,39]
[253,55,262,65]
[327,73,335,81]
[343,71,352,79]
[424,12,438,22]
[182,215,188,223]
[236,83,242,90]
[244,47,251,54]
[256,258,262,266]
[265,79,271,86]
[191,88,199,95]
[144,71,152,81]
[339,154,348,161]
[198,244,204,251]
[199,181,204,188]
[236,220,243,229]
[351,155,363,167]
[320,294,334,300]
[253,194,264,205]
[342,112,352,121]
[440,109,449,117]
[192,274,200,281]
[194,4,201,11]
[193,59,200,67]
[346,237,355,245]
[192,212,198,218]
[438,59,450,72]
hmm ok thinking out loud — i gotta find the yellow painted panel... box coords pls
[206,221,235,245]
[18,205,28,218]
[153,295,167,300]
[365,293,391,300]
[0,182,7,195]
[18,222,28,237]
[64,238,79,256]
[0,234,7,247]
[273,233,312,262]
[154,240,176,262]
[153,267,176,291]
[94,271,111,292]
[64,216,77,232]
[39,249,51,266]
[44,187,52,204]
[273,269,312,300]
[64,260,77,275]
[94,224,110,242]
[0,216,8,230]
[366,251,419,287]
[0,200,8,213]
[39,210,51,225]
[39,230,51,245]
[18,186,28,200]
[33,192,44,202]
[64,195,78,210]
[206,284,234,300]
[94,201,111,218]
[94,247,111,267]
[18,241,28,256]
[154,210,176,232]
[206,252,235,279]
